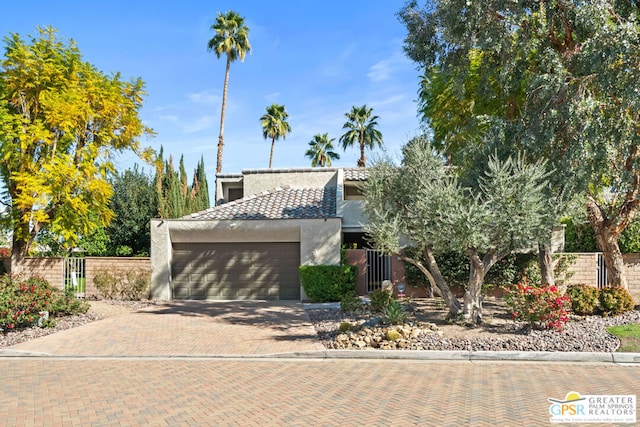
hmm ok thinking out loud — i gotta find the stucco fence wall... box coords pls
[10,257,151,299]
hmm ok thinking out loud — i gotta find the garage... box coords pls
[171,242,300,300]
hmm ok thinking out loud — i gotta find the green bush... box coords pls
[382,299,409,325]
[566,284,600,315]
[299,265,357,303]
[0,274,88,331]
[386,329,401,341]
[369,288,395,312]
[340,293,365,312]
[338,322,353,332]
[599,287,635,316]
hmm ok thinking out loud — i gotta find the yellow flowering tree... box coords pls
[0,27,154,264]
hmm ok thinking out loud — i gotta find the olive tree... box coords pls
[363,138,554,323]
[399,0,640,289]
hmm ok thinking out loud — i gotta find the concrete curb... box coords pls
[2,348,639,363]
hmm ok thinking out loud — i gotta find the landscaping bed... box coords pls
[306,297,640,352]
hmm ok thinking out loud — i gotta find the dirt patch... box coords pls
[409,297,515,338]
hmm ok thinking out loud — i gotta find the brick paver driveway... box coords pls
[1,300,639,425]
[4,301,325,356]
[1,358,638,426]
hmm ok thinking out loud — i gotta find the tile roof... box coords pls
[343,168,369,181]
[184,186,337,220]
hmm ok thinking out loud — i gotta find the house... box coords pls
[150,167,404,301]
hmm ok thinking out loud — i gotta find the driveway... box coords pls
[3,301,325,357]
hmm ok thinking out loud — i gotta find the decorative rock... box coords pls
[306,306,640,352]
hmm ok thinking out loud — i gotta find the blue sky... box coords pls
[0,1,423,180]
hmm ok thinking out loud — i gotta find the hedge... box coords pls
[299,265,357,303]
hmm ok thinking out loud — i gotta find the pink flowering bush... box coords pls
[504,279,571,332]
[0,274,88,332]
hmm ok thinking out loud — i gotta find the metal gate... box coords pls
[366,249,391,293]
[63,257,86,298]
[596,253,608,289]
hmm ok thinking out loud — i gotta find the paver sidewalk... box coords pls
[4,301,325,356]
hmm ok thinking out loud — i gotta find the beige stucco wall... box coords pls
[243,169,338,195]
[150,217,342,300]
[337,200,367,230]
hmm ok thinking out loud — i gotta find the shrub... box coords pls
[504,280,571,332]
[598,287,635,316]
[93,268,150,300]
[93,269,120,299]
[386,329,401,341]
[0,274,88,331]
[123,269,150,300]
[369,288,395,312]
[299,265,357,303]
[340,293,365,313]
[566,284,600,315]
[382,299,408,325]
[51,288,90,316]
[338,322,353,332]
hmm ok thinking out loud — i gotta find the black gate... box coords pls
[366,250,391,293]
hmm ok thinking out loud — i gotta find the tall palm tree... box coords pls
[305,133,340,167]
[339,105,383,167]
[208,10,251,174]
[260,104,291,168]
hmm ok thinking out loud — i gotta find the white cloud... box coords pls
[367,60,392,82]
[182,115,217,133]
[159,114,179,123]
[370,94,407,108]
[187,90,220,105]
[264,92,281,102]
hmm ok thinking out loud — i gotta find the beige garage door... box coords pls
[171,242,300,300]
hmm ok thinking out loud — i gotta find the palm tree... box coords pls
[208,10,251,174]
[339,105,383,167]
[260,104,291,168]
[305,133,340,167]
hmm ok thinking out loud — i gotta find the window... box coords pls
[228,188,243,202]
[344,183,364,200]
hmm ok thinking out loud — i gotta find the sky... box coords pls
[0,1,424,183]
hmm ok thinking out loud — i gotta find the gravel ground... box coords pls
[306,307,640,352]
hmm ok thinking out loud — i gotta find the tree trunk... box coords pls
[586,198,628,289]
[422,247,462,318]
[358,141,366,167]
[269,138,275,168]
[538,241,555,287]
[399,255,438,298]
[10,234,27,275]
[464,262,485,324]
[464,248,500,324]
[216,55,231,175]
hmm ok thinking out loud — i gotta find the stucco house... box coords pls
[150,167,400,301]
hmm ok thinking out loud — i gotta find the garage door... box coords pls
[171,242,300,300]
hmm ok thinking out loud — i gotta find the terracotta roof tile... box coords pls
[343,168,369,181]
[185,186,337,220]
